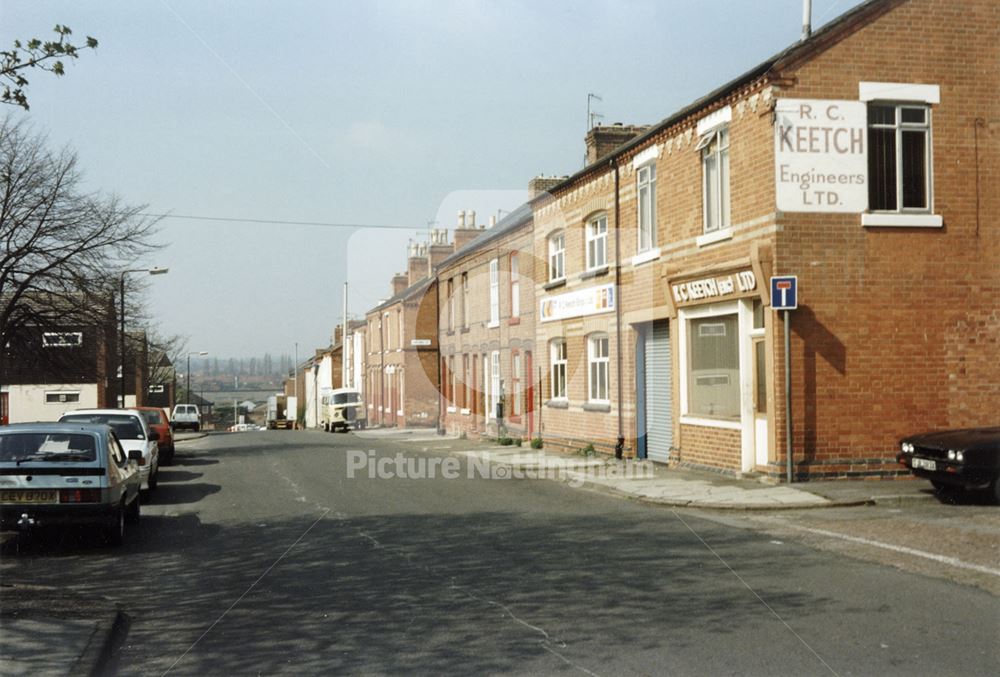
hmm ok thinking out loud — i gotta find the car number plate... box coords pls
[0,489,58,504]
[912,458,936,471]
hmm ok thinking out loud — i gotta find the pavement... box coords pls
[362,427,937,510]
[0,427,937,675]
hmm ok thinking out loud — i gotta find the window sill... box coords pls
[680,415,742,431]
[486,321,500,329]
[545,399,569,409]
[862,213,943,228]
[696,228,732,247]
[509,317,521,326]
[579,266,609,280]
[460,408,471,416]
[543,279,567,291]
[446,330,455,336]
[460,327,470,334]
[583,402,611,413]
[446,406,457,414]
[630,248,661,267]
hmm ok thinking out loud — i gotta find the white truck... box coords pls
[321,388,366,432]
[171,404,201,432]
[266,395,297,430]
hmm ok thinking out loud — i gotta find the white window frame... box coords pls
[397,310,403,348]
[636,163,657,253]
[490,350,501,419]
[550,339,567,401]
[42,332,82,348]
[461,272,469,328]
[677,302,744,431]
[548,232,565,282]
[447,278,455,331]
[488,258,500,327]
[586,214,608,270]
[45,390,80,404]
[510,253,520,318]
[512,351,522,417]
[699,126,730,233]
[866,102,933,215]
[587,334,610,403]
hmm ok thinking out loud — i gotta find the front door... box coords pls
[525,351,534,438]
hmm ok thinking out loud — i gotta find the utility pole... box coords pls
[342,282,349,388]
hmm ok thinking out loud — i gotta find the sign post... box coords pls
[771,276,798,483]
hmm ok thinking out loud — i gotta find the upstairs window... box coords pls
[868,104,931,212]
[446,278,455,331]
[637,164,657,252]
[586,214,608,270]
[550,339,567,400]
[548,232,565,282]
[461,272,469,328]
[510,252,520,318]
[42,332,82,347]
[488,258,500,327]
[698,127,730,232]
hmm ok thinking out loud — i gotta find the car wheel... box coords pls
[105,504,125,546]
[125,494,141,523]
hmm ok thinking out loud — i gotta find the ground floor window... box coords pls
[588,334,609,403]
[45,391,81,404]
[550,339,567,400]
[511,351,522,418]
[687,314,739,420]
[490,351,501,419]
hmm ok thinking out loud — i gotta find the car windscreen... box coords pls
[0,433,98,462]
[61,415,145,440]
[142,410,163,425]
[332,393,360,404]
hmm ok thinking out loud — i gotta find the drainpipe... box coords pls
[612,158,624,460]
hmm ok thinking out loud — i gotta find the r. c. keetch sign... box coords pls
[775,99,868,213]
[671,270,756,306]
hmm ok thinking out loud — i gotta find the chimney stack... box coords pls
[453,209,480,251]
[407,242,429,287]
[391,272,409,296]
[428,228,454,273]
[528,175,568,200]
[584,123,651,165]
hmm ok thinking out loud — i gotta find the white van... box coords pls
[321,388,366,432]
[171,404,201,432]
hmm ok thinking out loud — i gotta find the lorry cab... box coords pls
[321,388,366,432]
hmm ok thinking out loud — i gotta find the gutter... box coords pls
[613,158,624,460]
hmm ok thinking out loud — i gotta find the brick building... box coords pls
[533,0,999,479]
[437,207,538,440]
[365,232,448,428]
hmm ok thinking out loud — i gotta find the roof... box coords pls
[532,0,901,201]
[0,422,110,436]
[369,274,436,314]
[436,202,534,271]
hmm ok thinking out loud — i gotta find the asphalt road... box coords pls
[2,431,998,676]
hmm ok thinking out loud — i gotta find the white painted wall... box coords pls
[304,370,318,429]
[5,383,100,423]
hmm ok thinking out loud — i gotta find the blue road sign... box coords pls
[770,275,798,310]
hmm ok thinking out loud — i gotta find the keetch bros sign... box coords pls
[540,283,615,323]
[775,99,867,213]
[672,270,756,307]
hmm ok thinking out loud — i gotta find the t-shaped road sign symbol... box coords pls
[770,276,798,310]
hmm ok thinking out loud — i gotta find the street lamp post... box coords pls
[187,351,209,404]
[119,266,169,408]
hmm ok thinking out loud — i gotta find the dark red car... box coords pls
[133,407,175,465]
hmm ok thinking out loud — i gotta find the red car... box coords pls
[133,407,175,465]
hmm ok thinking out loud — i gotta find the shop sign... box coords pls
[672,270,756,306]
[410,339,431,346]
[540,283,615,323]
[775,99,867,213]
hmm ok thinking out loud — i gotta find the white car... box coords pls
[59,409,160,495]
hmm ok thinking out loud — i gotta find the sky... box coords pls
[1,0,865,359]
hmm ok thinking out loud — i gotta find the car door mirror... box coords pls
[148,430,160,441]
[128,449,143,462]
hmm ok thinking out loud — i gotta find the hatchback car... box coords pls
[59,409,160,494]
[134,406,175,465]
[897,427,1000,502]
[0,422,142,545]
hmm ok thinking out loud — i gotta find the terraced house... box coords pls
[532,0,999,479]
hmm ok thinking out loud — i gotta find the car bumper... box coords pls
[1,503,117,529]
[896,454,995,490]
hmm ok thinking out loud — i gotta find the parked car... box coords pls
[0,422,142,545]
[59,409,159,495]
[171,403,201,432]
[897,427,1000,502]
[134,406,175,465]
